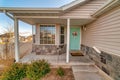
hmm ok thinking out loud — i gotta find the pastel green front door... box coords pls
[70,27,80,50]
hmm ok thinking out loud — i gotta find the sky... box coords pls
[0,0,75,36]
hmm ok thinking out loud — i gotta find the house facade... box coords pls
[0,0,120,79]
[32,0,110,56]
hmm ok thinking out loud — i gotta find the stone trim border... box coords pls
[32,44,66,55]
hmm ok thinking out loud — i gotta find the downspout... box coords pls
[92,0,120,17]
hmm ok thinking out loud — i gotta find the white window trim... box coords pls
[39,24,56,45]
[60,26,65,45]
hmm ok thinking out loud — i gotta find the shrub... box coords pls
[26,60,50,80]
[2,63,27,80]
[56,67,65,77]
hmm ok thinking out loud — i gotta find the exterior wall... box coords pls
[61,0,108,18]
[35,24,40,44]
[33,24,67,55]
[82,6,120,55]
[81,6,120,80]
[55,24,60,45]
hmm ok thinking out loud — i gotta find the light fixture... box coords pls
[82,25,86,31]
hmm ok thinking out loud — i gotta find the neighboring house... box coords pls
[26,35,32,42]
[0,33,31,43]
[0,33,14,43]
[0,39,2,44]
[0,0,120,79]
[19,35,32,42]
[19,36,26,42]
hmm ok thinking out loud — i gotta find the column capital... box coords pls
[14,17,18,20]
[67,18,70,20]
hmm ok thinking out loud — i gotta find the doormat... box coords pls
[70,51,84,56]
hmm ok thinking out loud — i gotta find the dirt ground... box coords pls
[0,59,14,78]
[0,58,14,66]
[41,68,75,80]
[23,68,75,80]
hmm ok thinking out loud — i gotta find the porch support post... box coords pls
[66,18,70,63]
[14,18,19,62]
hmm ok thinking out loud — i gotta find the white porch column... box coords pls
[66,18,70,63]
[32,25,34,44]
[14,18,19,62]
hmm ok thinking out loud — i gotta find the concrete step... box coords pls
[50,61,95,67]
[73,72,105,80]
[72,65,98,73]
[72,65,105,80]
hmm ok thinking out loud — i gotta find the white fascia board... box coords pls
[0,7,62,11]
[0,7,62,15]
[92,0,120,17]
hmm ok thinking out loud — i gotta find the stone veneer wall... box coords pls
[81,44,120,80]
[32,44,66,55]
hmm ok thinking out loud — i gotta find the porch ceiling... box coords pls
[9,9,94,25]
[20,18,93,26]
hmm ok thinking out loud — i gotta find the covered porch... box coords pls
[20,17,93,63]
[0,8,94,63]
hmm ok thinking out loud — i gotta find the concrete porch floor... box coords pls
[20,53,94,66]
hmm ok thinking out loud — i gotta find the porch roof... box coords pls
[0,0,118,25]
[0,0,94,25]
[0,7,94,25]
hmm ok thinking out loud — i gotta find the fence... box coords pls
[0,42,32,59]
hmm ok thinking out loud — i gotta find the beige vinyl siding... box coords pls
[55,24,60,45]
[35,24,40,44]
[82,6,120,56]
[61,0,108,18]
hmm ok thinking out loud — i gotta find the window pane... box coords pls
[52,39,55,44]
[48,39,52,44]
[40,25,55,44]
[60,35,64,44]
[44,39,47,44]
[60,26,65,44]
[61,27,64,34]
[40,40,43,44]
